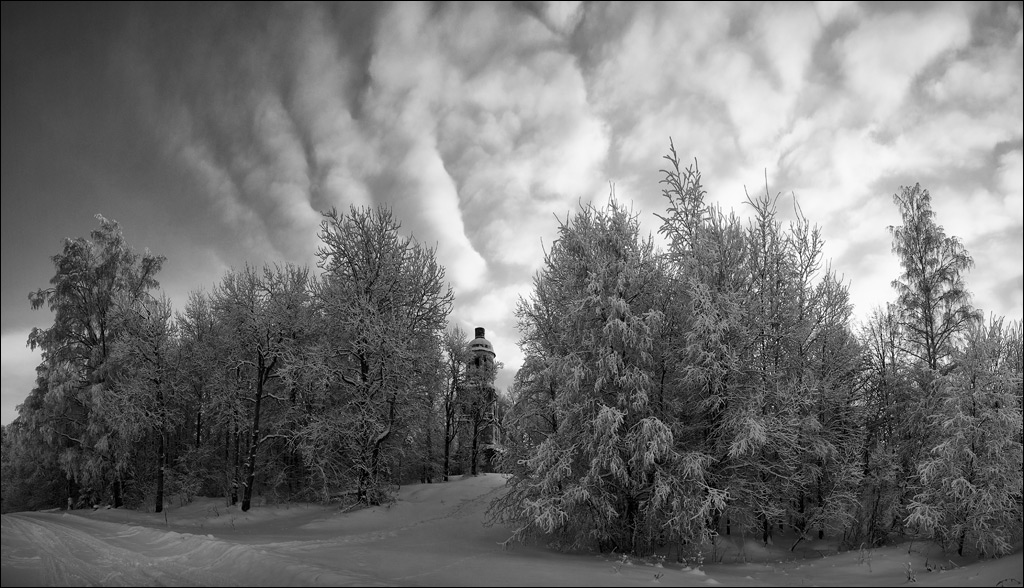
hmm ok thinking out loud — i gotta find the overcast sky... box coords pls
[2,1,1022,426]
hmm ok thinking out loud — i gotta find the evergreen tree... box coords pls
[907,317,1024,556]
[656,145,746,547]
[490,196,714,555]
[656,142,861,548]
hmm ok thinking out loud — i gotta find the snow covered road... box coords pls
[1,509,377,586]
[2,474,1021,587]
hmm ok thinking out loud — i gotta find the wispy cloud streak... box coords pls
[4,2,1019,420]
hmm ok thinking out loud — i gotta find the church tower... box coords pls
[467,327,497,473]
[469,326,495,367]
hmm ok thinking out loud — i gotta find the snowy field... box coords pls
[2,473,1021,587]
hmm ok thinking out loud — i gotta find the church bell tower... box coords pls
[469,327,495,367]
[467,327,497,472]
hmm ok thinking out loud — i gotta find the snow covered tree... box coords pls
[211,263,313,511]
[887,183,983,538]
[168,289,232,501]
[25,214,165,508]
[656,141,861,548]
[174,288,251,504]
[655,146,746,547]
[304,205,453,505]
[106,294,181,512]
[441,326,470,481]
[490,196,722,555]
[783,269,863,549]
[1,377,67,512]
[176,291,221,450]
[906,316,1024,556]
[853,304,913,545]
[889,184,980,373]
[707,187,860,547]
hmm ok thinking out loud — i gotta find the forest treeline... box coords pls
[2,142,1021,560]
[1,205,501,514]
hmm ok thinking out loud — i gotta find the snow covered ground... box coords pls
[2,473,1021,587]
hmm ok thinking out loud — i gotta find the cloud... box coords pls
[989,272,1024,322]
[120,3,373,269]
[113,3,609,311]
[574,3,838,228]
[927,54,1023,110]
[7,1,1015,428]
[997,149,1024,223]
[838,4,972,123]
[978,148,1024,320]
[1,331,41,425]
[545,0,1021,332]
[360,2,611,291]
[959,220,1023,322]
[758,4,822,95]
[926,1,1023,114]
[812,1,862,27]
[374,136,491,294]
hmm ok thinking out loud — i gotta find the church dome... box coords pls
[469,327,495,359]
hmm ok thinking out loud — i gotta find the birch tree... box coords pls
[25,215,165,507]
[889,184,980,373]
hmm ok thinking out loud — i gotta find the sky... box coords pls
[2,472,1022,586]
[2,1,1022,426]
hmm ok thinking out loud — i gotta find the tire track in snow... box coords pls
[273,477,507,553]
[2,512,207,586]
[1,512,384,586]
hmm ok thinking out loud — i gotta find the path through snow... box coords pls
[2,473,1021,587]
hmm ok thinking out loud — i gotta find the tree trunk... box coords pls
[241,361,269,512]
[155,383,166,514]
[423,404,434,483]
[367,396,397,502]
[443,418,452,482]
[470,419,480,475]
[112,474,123,509]
[155,430,165,513]
[195,408,202,448]
[231,421,239,505]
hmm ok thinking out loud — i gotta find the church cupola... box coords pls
[469,326,495,364]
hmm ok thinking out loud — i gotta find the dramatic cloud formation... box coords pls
[3,1,1022,425]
